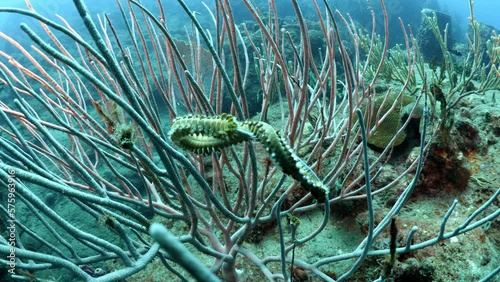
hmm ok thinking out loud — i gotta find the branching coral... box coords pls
[486,31,500,77]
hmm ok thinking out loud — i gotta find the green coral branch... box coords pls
[168,114,329,200]
[359,32,417,88]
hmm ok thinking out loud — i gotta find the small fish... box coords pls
[448,49,462,56]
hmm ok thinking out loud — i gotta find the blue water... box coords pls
[0,0,498,53]
[0,0,498,31]
[436,0,500,29]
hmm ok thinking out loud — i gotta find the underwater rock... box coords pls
[417,9,453,64]
[390,257,435,282]
[469,22,500,65]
